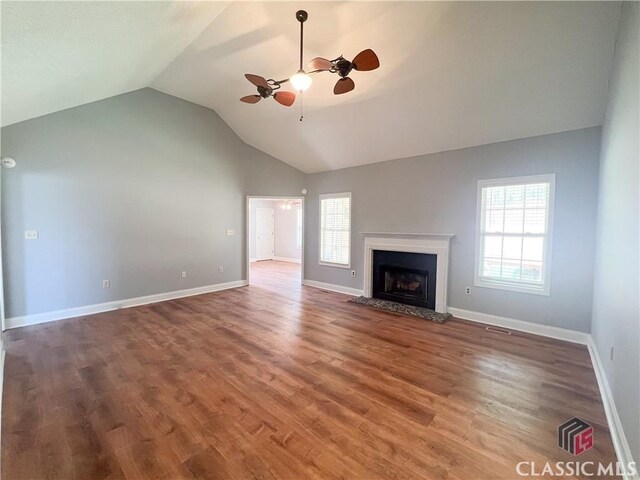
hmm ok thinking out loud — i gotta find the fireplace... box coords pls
[372,250,437,310]
[363,234,452,313]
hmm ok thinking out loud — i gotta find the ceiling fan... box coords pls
[240,74,296,106]
[240,10,379,108]
[308,49,380,95]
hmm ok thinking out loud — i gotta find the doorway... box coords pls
[246,196,304,288]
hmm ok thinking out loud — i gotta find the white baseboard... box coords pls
[273,256,302,264]
[448,306,636,476]
[5,280,248,330]
[4,283,635,476]
[587,338,639,480]
[446,307,590,345]
[302,279,363,297]
[0,349,4,468]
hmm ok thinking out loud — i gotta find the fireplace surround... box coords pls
[362,233,453,313]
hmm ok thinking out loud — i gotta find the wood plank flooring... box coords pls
[2,261,618,479]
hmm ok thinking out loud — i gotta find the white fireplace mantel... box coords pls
[363,234,453,313]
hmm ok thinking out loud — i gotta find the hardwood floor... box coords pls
[2,261,617,479]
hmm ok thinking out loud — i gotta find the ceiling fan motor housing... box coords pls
[257,85,272,98]
[336,59,353,78]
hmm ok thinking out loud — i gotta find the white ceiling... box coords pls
[2,2,621,173]
[0,1,229,127]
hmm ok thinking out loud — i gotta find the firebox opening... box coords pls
[372,250,437,310]
[383,266,427,299]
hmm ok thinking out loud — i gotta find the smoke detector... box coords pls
[1,157,16,168]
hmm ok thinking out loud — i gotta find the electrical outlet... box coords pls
[24,230,38,240]
[218,266,224,273]
[351,270,356,277]
[226,229,235,236]
[610,346,615,362]
[181,271,187,278]
[102,280,110,288]
[465,287,471,295]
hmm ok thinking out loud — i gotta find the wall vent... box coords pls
[485,326,512,335]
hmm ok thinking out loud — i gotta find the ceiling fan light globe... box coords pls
[290,70,312,92]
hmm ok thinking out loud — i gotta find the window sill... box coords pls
[319,261,351,269]
[474,278,550,296]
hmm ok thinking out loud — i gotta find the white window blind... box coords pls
[475,174,555,295]
[319,193,351,267]
[296,207,302,249]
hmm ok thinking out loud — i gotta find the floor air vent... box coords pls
[485,326,512,335]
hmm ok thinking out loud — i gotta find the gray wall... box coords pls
[0,87,606,336]
[304,127,601,332]
[1,88,305,318]
[591,2,640,462]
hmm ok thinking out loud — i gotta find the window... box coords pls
[319,193,351,267]
[475,174,555,295]
[296,207,302,249]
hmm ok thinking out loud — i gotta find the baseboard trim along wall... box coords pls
[302,279,364,297]
[0,349,4,462]
[298,279,588,345]
[300,279,635,473]
[300,280,589,344]
[437,307,635,476]
[446,307,590,345]
[587,338,639,480]
[5,277,635,477]
[273,256,302,264]
[5,280,248,330]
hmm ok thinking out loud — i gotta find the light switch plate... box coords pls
[25,230,38,240]
[226,229,235,236]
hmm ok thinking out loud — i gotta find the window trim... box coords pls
[474,174,555,296]
[319,192,352,269]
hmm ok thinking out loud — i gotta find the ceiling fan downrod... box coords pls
[290,9,311,92]
[296,10,307,72]
[295,10,308,122]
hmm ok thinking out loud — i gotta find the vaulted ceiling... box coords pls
[1,1,230,127]
[2,1,621,173]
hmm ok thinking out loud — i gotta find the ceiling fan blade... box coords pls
[273,91,296,107]
[308,57,333,71]
[334,77,355,95]
[245,74,269,88]
[352,49,380,71]
[240,95,261,104]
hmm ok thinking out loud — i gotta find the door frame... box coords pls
[0,165,5,332]
[246,195,304,286]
